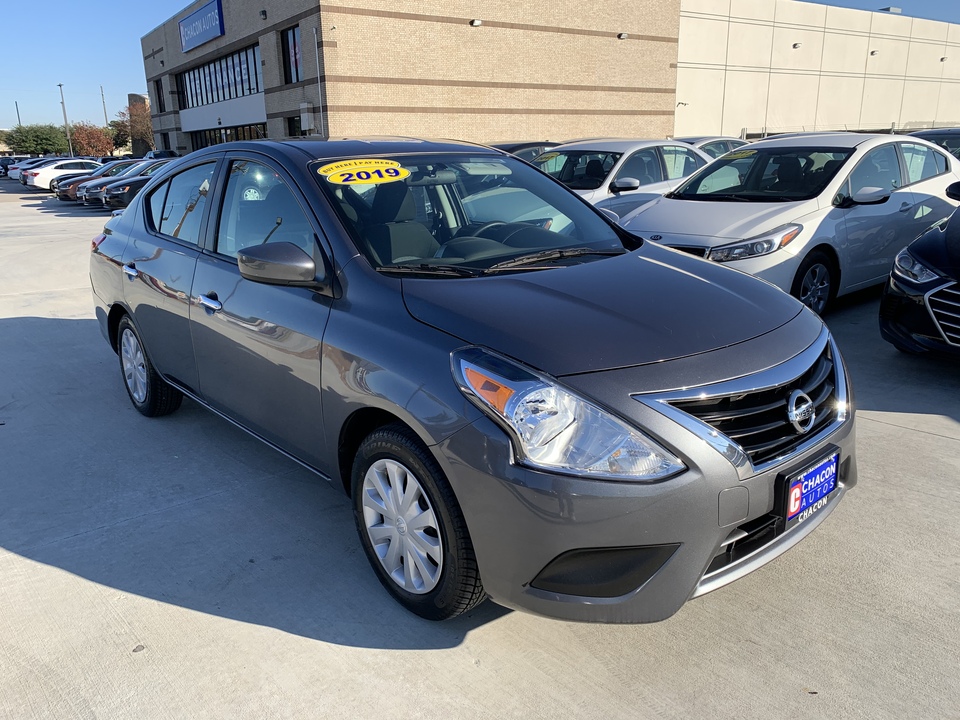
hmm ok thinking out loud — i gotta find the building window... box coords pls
[281,26,303,84]
[190,123,267,150]
[287,116,306,137]
[175,44,263,111]
[154,79,166,114]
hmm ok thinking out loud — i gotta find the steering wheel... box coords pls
[471,221,507,238]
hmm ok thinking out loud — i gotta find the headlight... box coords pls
[708,224,802,263]
[893,249,939,284]
[110,186,131,194]
[452,348,684,482]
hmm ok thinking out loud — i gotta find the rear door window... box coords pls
[146,162,216,245]
[900,143,947,185]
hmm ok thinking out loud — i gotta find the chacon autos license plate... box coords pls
[784,452,839,530]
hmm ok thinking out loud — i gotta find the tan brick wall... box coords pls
[319,1,680,141]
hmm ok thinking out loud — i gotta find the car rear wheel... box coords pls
[117,315,183,417]
[792,251,837,315]
[352,424,484,620]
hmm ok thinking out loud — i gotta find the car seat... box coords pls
[364,182,440,264]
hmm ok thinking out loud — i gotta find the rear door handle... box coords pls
[197,294,222,312]
[899,202,914,213]
[122,263,137,279]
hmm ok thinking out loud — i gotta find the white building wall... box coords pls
[675,0,960,137]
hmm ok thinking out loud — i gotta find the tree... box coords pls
[108,119,130,152]
[4,124,69,155]
[117,102,154,156]
[71,122,114,157]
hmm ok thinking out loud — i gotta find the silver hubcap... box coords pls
[799,263,831,314]
[120,328,147,404]
[361,459,442,594]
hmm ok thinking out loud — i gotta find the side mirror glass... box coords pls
[610,177,641,193]
[237,242,323,287]
[946,181,960,202]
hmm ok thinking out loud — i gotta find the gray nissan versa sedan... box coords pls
[89,138,857,623]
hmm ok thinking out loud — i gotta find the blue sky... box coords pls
[2,1,959,130]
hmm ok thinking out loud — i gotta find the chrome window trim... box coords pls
[633,326,850,481]
[924,280,960,347]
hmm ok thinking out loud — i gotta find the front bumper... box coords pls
[83,189,106,206]
[879,275,960,355]
[436,327,857,623]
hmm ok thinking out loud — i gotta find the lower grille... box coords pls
[670,343,838,467]
[928,283,960,346]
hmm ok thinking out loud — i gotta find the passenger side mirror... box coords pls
[237,241,325,288]
[946,181,960,202]
[610,177,641,194]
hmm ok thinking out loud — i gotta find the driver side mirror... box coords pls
[836,186,890,208]
[610,177,641,194]
[238,241,327,289]
[946,181,960,202]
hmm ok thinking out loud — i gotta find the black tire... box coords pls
[117,315,183,417]
[352,424,485,620]
[791,250,838,315]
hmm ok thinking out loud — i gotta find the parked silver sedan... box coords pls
[531,139,712,218]
[621,133,960,313]
[674,135,750,158]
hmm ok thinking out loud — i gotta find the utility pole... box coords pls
[100,85,109,126]
[15,101,22,126]
[57,84,74,157]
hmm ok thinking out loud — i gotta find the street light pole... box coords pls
[100,85,109,126]
[15,101,22,126]
[57,83,74,157]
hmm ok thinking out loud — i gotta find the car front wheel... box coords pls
[792,251,837,315]
[117,315,183,417]
[352,424,485,620]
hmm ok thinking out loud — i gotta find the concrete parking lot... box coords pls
[1,181,958,720]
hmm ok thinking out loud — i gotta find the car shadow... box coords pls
[824,285,960,423]
[0,316,509,650]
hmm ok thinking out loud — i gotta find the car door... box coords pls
[189,155,334,469]
[834,143,915,289]
[121,157,219,394]
[598,148,664,216]
[898,142,960,241]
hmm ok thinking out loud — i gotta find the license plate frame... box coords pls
[779,450,840,531]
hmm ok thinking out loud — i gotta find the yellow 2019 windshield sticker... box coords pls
[724,149,757,160]
[533,152,559,163]
[318,159,410,184]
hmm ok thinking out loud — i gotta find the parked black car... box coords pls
[57,160,141,201]
[102,159,173,209]
[880,181,960,356]
[909,128,960,160]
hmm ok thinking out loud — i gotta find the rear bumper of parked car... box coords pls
[437,386,857,624]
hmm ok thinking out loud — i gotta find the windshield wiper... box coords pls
[699,193,754,202]
[378,263,479,277]
[483,247,627,272]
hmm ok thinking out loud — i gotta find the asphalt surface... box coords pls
[1,181,958,720]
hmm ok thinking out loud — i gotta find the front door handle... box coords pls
[899,201,914,213]
[197,293,222,312]
[122,263,137,279]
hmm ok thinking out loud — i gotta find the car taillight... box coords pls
[91,234,107,252]
[27,171,39,176]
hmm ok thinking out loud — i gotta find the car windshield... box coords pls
[312,153,627,274]
[671,146,853,202]
[530,150,622,190]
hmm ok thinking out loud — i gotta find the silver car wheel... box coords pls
[361,458,443,594]
[799,263,831,314]
[120,327,148,404]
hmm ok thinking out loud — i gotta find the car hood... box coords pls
[104,175,148,190]
[911,211,960,277]
[402,242,803,376]
[621,196,818,246]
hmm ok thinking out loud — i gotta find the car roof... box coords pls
[910,127,960,136]
[186,137,502,163]
[549,138,691,152]
[744,132,895,150]
[675,136,744,144]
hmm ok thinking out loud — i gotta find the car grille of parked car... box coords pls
[928,282,960,346]
[669,343,838,467]
[671,246,708,258]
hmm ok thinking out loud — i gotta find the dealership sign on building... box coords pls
[179,0,225,52]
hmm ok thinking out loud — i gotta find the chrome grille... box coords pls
[669,343,838,467]
[928,283,960,346]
